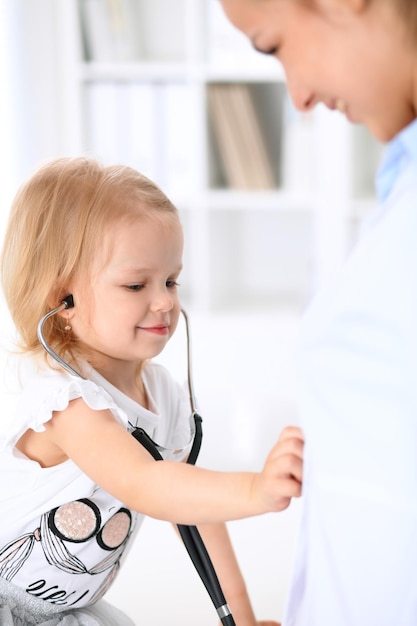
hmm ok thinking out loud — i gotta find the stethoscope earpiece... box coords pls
[62,294,75,309]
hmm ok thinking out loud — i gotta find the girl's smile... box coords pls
[137,324,169,335]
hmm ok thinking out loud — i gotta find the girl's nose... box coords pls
[150,288,174,313]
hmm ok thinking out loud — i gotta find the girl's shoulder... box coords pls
[2,363,127,450]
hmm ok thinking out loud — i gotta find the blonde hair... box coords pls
[0,157,179,363]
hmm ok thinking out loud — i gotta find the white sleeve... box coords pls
[1,367,128,450]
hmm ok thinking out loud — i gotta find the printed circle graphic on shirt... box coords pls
[48,498,102,543]
[97,508,132,551]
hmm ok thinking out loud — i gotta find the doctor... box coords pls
[219,1,417,625]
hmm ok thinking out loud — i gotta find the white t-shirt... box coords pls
[284,119,417,625]
[0,361,192,610]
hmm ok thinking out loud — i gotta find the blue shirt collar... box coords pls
[376,118,417,203]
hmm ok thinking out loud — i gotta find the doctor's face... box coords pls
[220,0,416,141]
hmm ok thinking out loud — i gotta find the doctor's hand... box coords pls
[255,425,304,513]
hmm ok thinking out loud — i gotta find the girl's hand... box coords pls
[254,425,304,513]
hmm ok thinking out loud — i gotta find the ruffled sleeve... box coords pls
[1,366,129,450]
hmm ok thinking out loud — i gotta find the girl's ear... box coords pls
[56,304,75,324]
[47,288,74,316]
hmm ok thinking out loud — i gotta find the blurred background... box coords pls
[0,1,383,623]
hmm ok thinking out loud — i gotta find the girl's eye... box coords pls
[126,284,144,292]
[166,280,180,289]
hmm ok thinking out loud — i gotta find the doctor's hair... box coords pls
[330,0,417,41]
[294,0,417,42]
[396,0,417,41]
[0,156,179,362]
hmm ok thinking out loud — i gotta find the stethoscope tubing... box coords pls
[37,301,236,625]
[133,424,234,624]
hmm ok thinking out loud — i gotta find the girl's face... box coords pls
[68,213,183,377]
[220,0,417,141]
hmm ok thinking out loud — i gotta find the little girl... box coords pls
[0,157,303,625]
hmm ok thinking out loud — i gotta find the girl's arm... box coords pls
[196,522,280,626]
[19,398,303,525]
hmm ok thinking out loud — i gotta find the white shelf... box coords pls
[203,66,286,84]
[79,63,286,84]
[80,61,191,82]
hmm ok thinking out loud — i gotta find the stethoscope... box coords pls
[37,295,236,625]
